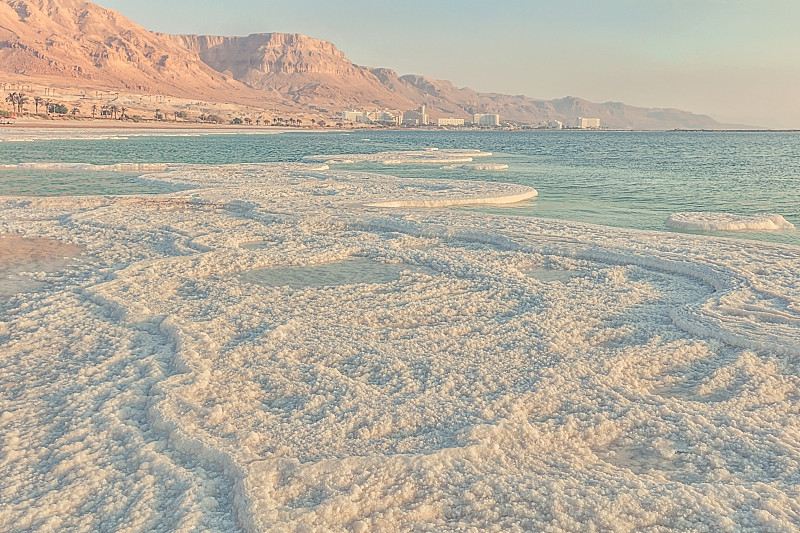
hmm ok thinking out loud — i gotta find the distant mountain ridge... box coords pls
[0,0,733,129]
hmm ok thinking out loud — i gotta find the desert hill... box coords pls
[0,0,731,129]
[0,0,264,105]
[172,32,416,110]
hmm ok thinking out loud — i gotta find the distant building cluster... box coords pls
[341,109,401,125]
[473,113,500,127]
[340,106,502,128]
[437,117,464,126]
[402,105,428,126]
[577,117,601,129]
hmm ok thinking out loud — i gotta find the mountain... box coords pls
[0,0,270,108]
[172,33,414,110]
[0,0,733,129]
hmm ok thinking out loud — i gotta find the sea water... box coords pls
[2,129,799,244]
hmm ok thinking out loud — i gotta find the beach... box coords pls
[2,152,800,530]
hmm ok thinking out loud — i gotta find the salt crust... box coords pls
[3,158,800,531]
[666,212,795,231]
[304,148,493,166]
[440,163,509,171]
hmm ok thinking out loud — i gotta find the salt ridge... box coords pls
[666,212,796,231]
[3,159,800,531]
[304,148,494,166]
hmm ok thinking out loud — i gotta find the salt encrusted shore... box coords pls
[666,212,796,231]
[2,160,800,532]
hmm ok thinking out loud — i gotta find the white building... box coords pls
[342,110,362,122]
[473,113,500,126]
[437,117,465,126]
[374,110,401,126]
[402,105,428,126]
[577,117,600,129]
[342,109,402,125]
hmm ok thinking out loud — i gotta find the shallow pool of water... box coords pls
[238,258,434,289]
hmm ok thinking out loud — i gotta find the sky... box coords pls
[97,0,800,129]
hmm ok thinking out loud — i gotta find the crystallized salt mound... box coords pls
[666,212,795,231]
[305,148,493,166]
[440,163,509,170]
[364,180,536,208]
[2,162,173,172]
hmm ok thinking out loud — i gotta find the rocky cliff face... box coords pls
[172,32,415,109]
[0,0,261,100]
[0,0,730,129]
[176,33,359,78]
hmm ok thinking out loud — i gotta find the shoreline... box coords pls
[2,118,798,133]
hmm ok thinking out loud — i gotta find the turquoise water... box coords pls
[0,168,183,196]
[238,258,434,289]
[2,130,799,245]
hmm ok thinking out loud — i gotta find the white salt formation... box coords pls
[3,161,800,531]
[2,162,173,172]
[666,212,795,231]
[440,163,509,170]
[304,148,493,166]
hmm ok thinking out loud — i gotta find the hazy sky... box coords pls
[97,0,800,128]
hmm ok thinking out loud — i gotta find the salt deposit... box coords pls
[666,212,796,231]
[305,148,493,166]
[3,160,800,531]
[440,163,509,170]
[2,162,173,172]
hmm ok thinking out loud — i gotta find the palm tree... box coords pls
[110,105,119,120]
[120,106,127,120]
[71,107,79,117]
[5,92,17,114]
[91,104,97,119]
[155,108,161,121]
[18,93,28,115]
[34,96,43,114]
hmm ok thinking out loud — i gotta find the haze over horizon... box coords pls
[93,0,800,129]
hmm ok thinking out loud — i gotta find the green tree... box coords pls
[17,93,29,114]
[5,92,17,114]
